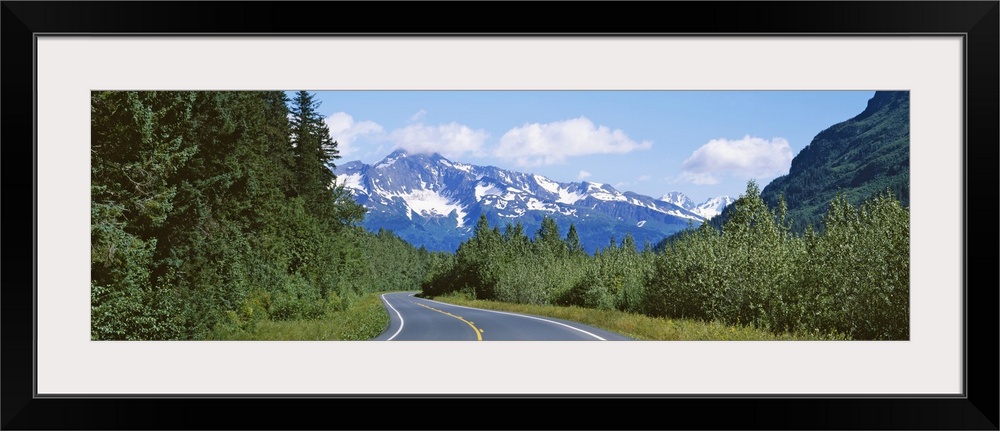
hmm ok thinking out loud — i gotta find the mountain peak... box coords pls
[373,149,411,169]
[760,89,909,232]
[383,148,453,162]
[853,91,908,121]
[387,148,410,158]
[333,151,704,252]
[660,191,694,209]
[658,192,732,219]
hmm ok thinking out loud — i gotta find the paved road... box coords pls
[373,292,632,341]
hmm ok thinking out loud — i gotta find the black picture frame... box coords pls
[3,2,997,430]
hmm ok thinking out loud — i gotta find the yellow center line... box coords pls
[414,301,483,341]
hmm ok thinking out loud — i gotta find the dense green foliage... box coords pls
[423,181,909,340]
[209,292,391,341]
[431,293,847,341]
[759,90,909,233]
[94,91,910,342]
[91,91,437,340]
[648,182,909,340]
[422,213,654,313]
[658,90,908,251]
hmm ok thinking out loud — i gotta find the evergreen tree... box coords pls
[504,221,531,255]
[92,91,388,340]
[91,91,199,339]
[535,216,566,257]
[289,91,365,229]
[565,223,585,256]
[260,91,297,198]
[290,91,337,191]
[620,232,637,252]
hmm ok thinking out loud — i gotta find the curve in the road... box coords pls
[414,302,483,340]
[422,298,607,340]
[376,292,631,341]
[380,293,406,341]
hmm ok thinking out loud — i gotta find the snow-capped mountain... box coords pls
[693,196,735,219]
[659,191,696,210]
[334,149,704,253]
[659,192,734,220]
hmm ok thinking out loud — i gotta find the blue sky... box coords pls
[296,90,875,203]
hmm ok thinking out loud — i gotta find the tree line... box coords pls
[422,181,909,340]
[91,91,440,340]
[92,90,909,341]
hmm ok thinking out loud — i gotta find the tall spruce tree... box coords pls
[288,91,364,229]
[290,91,336,212]
[565,223,585,256]
[535,216,566,257]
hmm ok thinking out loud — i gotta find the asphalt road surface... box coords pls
[373,292,632,341]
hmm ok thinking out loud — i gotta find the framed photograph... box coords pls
[5,2,997,429]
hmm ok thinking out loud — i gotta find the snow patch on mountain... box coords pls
[395,189,467,227]
[375,152,405,169]
[340,173,365,192]
[660,191,695,209]
[526,198,552,212]
[333,150,713,252]
[692,196,735,219]
[588,184,628,202]
[658,191,733,220]
[556,189,586,205]
[475,182,504,200]
[534,174,560,195]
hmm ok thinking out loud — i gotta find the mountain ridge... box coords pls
[693,90,909,236]
[759,90,909,232]
[334,150,730,253]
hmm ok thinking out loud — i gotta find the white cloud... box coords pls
[679,135,793,184]
[577,170,592,180]
[672,171,721,185]
[637,175,652,182]
[389,122,489,159]
[325,112,384,159]
[409,109,427,122]
[495,116,652,167]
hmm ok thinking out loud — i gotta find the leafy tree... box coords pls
[802,190,909,339]
[760,91,910,233]
[92,91,424,340]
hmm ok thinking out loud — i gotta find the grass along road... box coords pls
[423,293,848,341]
[209,292,389,341]
[209,290,847,341]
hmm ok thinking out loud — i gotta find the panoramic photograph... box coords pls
[90,90,910,341]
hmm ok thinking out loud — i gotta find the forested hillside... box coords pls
[660,90,908,248]
[421,90,911,340]
[762,91,909,232]
[91,91,440,340]
[91,90,910,341]
[423,181,909,340]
